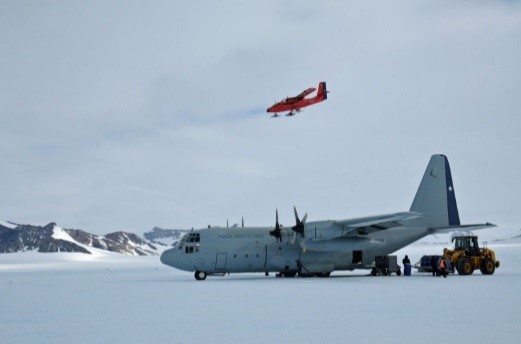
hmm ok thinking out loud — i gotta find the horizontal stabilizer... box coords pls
[430,222,496,234]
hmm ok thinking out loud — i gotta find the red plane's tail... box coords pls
[316,82,328,101]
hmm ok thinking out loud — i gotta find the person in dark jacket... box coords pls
[430,255,438,276]
[402,255,411,276]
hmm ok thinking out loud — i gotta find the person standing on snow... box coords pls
[439,257,448,278]
[430,256,438,276]
[402,254,412,276]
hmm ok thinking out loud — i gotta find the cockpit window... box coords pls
[182,233,201,254]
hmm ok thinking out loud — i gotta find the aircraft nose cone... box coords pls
[160,248,176,267]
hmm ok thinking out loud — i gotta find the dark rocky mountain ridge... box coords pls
[0,222,158,256]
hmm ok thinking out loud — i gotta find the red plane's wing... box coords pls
[295,87,316,100]
[282,87,316,104]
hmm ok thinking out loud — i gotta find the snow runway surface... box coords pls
[1,242,520,344]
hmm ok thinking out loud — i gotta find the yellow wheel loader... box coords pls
[442,235,499,275]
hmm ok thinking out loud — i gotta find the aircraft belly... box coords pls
[268,252,299,271]
[299,251,349,273]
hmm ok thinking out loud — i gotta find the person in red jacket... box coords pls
[439,257,448,278]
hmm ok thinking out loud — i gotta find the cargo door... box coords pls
[215,253,227,270]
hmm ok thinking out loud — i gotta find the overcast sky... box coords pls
[1,1,520,235]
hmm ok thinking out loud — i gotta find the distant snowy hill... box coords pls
[0,221,158,256]
[143,226,188,246]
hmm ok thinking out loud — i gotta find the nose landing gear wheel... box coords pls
[194,271,207,280]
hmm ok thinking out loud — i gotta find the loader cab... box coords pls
[453,236,480,256]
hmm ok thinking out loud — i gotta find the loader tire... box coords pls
[456,257,474,275]
[480,257,496,275]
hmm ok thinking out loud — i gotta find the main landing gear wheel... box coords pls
[194,271,207,280]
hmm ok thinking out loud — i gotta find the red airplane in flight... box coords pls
[267,82,328,117]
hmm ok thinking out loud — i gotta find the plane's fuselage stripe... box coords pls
[444,155,461,226]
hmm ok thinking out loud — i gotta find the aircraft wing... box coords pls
[334,212,423,236]
[295,87,316,100]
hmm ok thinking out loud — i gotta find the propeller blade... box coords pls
[291,206,306,236]
[269,209,282,242]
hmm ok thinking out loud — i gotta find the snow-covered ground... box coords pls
[1,227,520,344]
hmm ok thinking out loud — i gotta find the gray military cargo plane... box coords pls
[161,154,494,280]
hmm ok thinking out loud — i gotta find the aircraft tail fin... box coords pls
[409,154,460,228]
[316,82,327,100]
